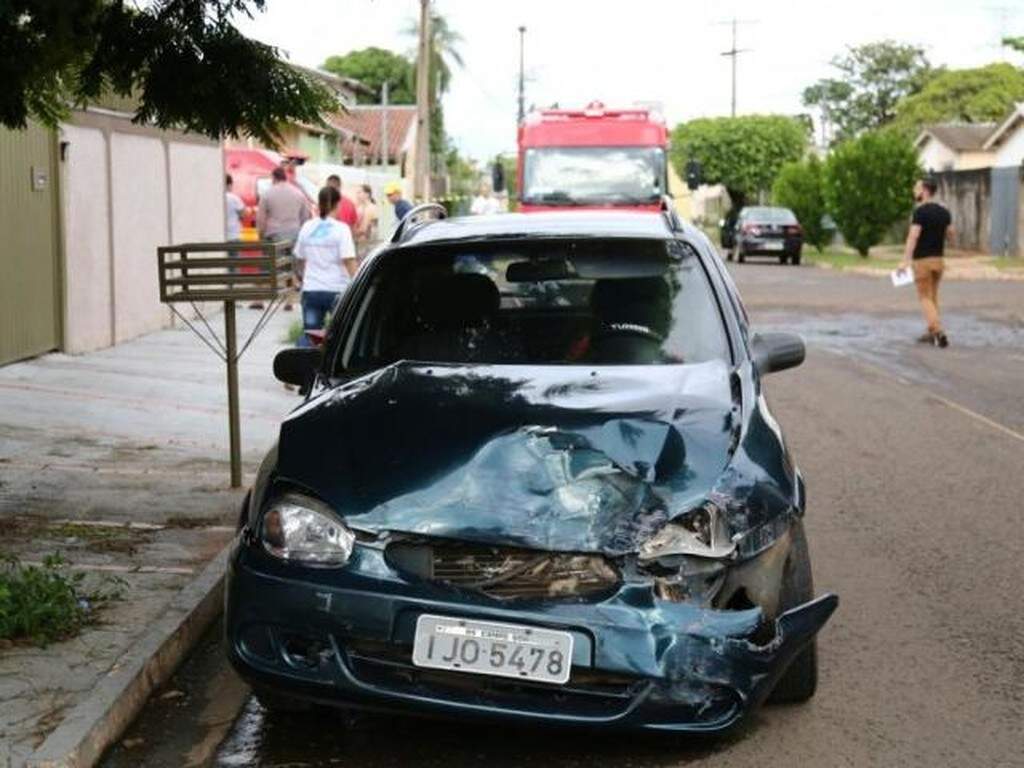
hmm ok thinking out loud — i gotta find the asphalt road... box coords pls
[103,263,1024,768]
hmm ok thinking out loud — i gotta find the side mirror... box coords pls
[751,332,805,375]
[273,347,321,387]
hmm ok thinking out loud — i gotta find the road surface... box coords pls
[103,263,1024,768]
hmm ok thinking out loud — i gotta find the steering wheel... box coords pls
[592,322,665,345]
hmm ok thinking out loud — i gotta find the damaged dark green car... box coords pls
[226,208,838,731]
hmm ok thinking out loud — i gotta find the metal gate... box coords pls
[989,166,1021,257]
[0,123,62,365]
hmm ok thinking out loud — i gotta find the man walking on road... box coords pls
[256,165,310,310]
[901,178,954,348]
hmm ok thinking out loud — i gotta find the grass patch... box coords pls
[283,318,303,345]
[990,256,1024,271]
[803,249,901,271]
[0,553,124,646]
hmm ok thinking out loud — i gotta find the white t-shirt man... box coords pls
[225,191,245,240]
[294,217,357,293]
[470,194,501,216]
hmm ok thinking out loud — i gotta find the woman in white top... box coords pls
[293,186,357,347]
[354,183,380,259]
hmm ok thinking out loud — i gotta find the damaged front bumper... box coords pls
[225,539,837,732]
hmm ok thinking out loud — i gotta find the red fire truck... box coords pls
[517,101,669,213]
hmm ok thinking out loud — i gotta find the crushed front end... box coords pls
[226,362,838,731]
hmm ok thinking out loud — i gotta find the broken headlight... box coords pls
[260,494,355,566]
[639,502,736,562]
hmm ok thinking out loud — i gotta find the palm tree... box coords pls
[405,9,464,153]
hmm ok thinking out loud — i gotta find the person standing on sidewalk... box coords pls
[293,186,357,348]
[354,183,380,260]
[224,174,246,242]
[326,174,359,230]
[385,181,413,220]
[256,165,310,310]
[901,178,954,348]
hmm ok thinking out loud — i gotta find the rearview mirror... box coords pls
[751,332,805,375]
[273,347,321,387]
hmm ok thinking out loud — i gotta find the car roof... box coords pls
[740,206,793,216]
[396,211,685,247]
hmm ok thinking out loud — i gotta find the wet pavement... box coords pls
[101,263,1024,767]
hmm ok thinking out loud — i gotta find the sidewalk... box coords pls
[0,307,297,766]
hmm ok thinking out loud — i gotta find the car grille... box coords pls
[386,540,620,600]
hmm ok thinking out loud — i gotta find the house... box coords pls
[332,105,419,179]
[914,123,997,172]
[223,66,371,165]
[983,102,1024,168]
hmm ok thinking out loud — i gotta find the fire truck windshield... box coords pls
[521,146,665,205]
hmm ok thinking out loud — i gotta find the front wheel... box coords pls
[768,521,818,703]
[778,254,789,265]
[737,250,746,264]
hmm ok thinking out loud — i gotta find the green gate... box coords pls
[0,123,62,365]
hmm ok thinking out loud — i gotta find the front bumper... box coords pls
[225,539,837,732]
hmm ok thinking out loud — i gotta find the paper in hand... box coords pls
[890,267,914,287]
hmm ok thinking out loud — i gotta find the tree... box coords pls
[1004,37,1024,54]
[772,156,828,252]
[889,63,1024,136]
[803,41,934,141]
[0,0,335,146]
[670,115,808,211]
[321,48,415,104]
[823,131,920,256]
[405,10,464,155]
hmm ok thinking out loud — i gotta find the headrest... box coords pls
[415,273,500,328]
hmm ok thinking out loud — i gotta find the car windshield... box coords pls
[521,147,665,205]
[336,239,729,373]
[743,207,797,224]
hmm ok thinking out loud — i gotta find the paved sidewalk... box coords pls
[0,307,297,765]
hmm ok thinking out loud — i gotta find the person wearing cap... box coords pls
[385,182,413,220]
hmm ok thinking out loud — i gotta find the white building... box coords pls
[914,124,996,172]
[983,103,1024,168]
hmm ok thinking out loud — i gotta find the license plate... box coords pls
[412,614,574,685]
[763,240,784,250]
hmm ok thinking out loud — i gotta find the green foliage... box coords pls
[823,131,920,256]
[0,0,335,146]
[889,63,1024,136]
[803,41,935,141]
[321,47,414,104]
[670,115,808,208]
[772,156,828,252]
[1004,37,1024,54]
[0,553,123,646]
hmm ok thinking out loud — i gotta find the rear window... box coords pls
[335,239,729,373]
[742,207,797,224]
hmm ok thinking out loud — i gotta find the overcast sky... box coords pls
[237,0,1024,160]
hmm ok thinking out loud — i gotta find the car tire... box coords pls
[778,254,788,265]
[792,253,802,266]
[737,250,746,264]
[726,248,734,262]
[768,521,818,704]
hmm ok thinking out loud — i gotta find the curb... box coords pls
[26,544,233,768]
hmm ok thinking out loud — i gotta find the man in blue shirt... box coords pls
[385,181,413,220]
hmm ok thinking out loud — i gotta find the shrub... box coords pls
[0,554,123,646]
[772,156,829,252]
[823,131,920,256]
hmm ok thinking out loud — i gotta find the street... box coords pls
[101,263,1024,767]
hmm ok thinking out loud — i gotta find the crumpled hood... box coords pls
[277,361,738,555]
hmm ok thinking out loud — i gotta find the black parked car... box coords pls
[726,206,804,265]
[227,207,837,732]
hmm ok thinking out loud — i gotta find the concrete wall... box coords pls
[932,169,991,252]
[993,124,1024,168]
[919,138,956,173]
[60,110,223,353]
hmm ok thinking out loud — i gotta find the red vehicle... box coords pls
[224,147,316,241]
[517,102,668,213]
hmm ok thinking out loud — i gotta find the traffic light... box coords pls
[685,160,702,191]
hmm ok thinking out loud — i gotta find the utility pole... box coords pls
[380,80,389,167]
[414,0,432,201]
[719,18,753,117]
[517,25,526,124]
